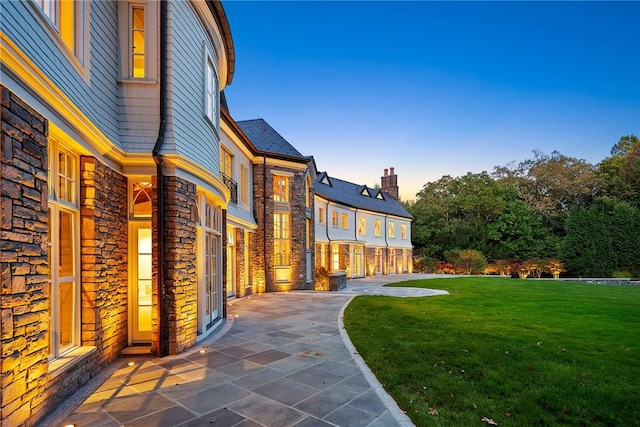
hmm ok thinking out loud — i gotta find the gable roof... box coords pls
[236,119,306,159]
[314,172,413,220]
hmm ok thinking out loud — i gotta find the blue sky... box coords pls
[222,1,640,201]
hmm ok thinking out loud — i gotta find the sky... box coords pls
[222,1,640,201]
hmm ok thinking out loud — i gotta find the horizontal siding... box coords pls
[1,1,121,147]
[221,133,256,227]
[166,0,220,176]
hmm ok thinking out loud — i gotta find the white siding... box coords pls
[220,132,256,228]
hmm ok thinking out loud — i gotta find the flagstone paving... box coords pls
[43,274,446,427]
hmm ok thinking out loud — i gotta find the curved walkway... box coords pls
[44,274,447,427]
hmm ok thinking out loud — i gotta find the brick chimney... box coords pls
[381,167,399,200]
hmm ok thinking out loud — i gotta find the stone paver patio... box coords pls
[42,274,447,427]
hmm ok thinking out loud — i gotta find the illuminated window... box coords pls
[274,213,290,266]
[331,211,339,227]
[318,244,327,269]
[130,5,145,78]
[205,56,218,124]
[240,164,249,206]
[401,224,407,240]
[389,222,395,238]
[374,219,381,237]
[331,244,340,271]
[318,207,325,224]
[220,147,233,178]
[358,217,366,235]
[341,213,348,229]
[131,180,152,218]
[273,175,289,202]
[47,140,79,359]
[34,0,84,61]
[198,196,222,333]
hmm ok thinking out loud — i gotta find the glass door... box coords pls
[130,223,152,343]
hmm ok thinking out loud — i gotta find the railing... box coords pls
[221,172,238,204]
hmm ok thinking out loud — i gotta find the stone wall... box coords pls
[79,157,128,365]
[162,176,198,355]
[1,85,50,426]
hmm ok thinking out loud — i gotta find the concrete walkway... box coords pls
[43,274,447,427]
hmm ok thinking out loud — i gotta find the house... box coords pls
[1,0,236,424]
[1,0,414,424]
[236,119,316,292]
[314,168,413,278]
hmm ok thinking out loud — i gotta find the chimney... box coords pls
[381,167,399,200]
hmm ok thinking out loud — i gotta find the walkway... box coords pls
[43,274,447,427]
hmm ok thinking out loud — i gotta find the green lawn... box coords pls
[343,277,640,426]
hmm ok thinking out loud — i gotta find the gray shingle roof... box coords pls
[236,119,305,159]
[314,173,413,219]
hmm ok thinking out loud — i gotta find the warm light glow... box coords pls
[199,349,206,354]
[128,361,135,366]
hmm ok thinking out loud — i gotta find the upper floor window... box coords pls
[318,207,325,224]
[331,211,339,227]
[358,217,366,235]
[220,147,233,178]
[389,222,395,238]
[205,56,218,124]
[273,176,289,202]
[374,219,381,237]
[305,176,312,208]
[34,0,84,62]
[130,5,146,78]
[341,213,348,229]
[240,163,249,206]
[401,224,407,240]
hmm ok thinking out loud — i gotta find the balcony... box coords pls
[221,172,238,204]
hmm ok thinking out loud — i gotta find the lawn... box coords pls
[343,277,640,426]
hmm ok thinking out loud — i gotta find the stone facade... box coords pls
[79,157,128,365]
[1,85,50,426]
[161,176,198,355]
[253,161,312,291]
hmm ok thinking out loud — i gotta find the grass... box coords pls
[343,277,640,426]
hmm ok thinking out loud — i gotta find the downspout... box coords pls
[263,156,267,292]
[384,214,389,275]
[153,0,168,357]
[325,200,331,269]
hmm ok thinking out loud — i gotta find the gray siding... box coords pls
[165,1,219,174]
[1,1,121,147]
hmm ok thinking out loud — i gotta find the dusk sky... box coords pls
[222,1,640,201]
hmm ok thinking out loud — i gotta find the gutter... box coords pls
[152,0,168,357]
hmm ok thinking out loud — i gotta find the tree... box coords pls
[597,135,640,205]
[444,249,487,275]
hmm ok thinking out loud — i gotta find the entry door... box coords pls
[375,248,383,275]
[130,223,152,343]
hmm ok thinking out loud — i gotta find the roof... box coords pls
[236,119,306,159]
[314,172,413,219]
[208,1,235,85]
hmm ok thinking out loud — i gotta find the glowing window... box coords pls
[401,224,407,240]
[130,5,146,78]
[331,211,339,227]
[273,176,289,202]
[131,180,152,218]
[274,213,290,266]
[389,222,395,238]
[318,207,325,224]
[358,217,366,235]
[374,219,381,237]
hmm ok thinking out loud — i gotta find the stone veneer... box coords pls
[253,161,312,292]
[79,157,128,365]
[160,176,198,355]
[1,85,50,426]
[1,86,130,426]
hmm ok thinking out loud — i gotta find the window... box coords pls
[130,180,152,218]
[318,207,325,224]
[306,176,312,208]
[220,147,233,178]
[389,222,395,238]
[198,196,222,332]
[358,217,366,235]
[34,0,84,62]
[205,56,218,124]
[274,213,290,266]
[374,219,381,237]
[401,224,407,240]
[331,211,339,227]
[318,244,327,269]
[273,176,289,202]
[331,244,340,271]
[341,213,348,229]
[130,5,146,78]
[47,141,79,359]
[240,163,249,206]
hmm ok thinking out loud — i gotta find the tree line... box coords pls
[405,135,640,278]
